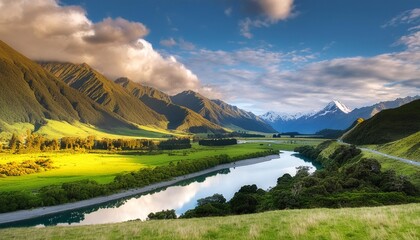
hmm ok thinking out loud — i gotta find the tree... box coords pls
[230,192,258,214]
[197,194,226,206]
[9,133,18,152]
[147,209,177,220]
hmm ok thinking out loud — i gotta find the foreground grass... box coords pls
[1,204,419,239]
[0,141,321,192]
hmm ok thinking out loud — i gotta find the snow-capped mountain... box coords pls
[261,96,419,134]
[312,100,352,118]
[322,100,351,114]
[260,111,311,122]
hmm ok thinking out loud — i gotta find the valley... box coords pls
[0,1,419,239]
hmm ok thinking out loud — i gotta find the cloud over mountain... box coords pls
[183,21,420,114]
[0,0,200,94]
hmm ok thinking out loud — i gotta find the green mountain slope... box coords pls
[171,91,275,133]
[0,40,131,130]
[115,78,224,133]
[343,100,420,144]
[374,132,420,160]
[41,62,167,128]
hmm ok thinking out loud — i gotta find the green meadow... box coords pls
[0,140,322,192]
[1,204,418,240]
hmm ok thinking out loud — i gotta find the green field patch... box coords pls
[0,140,321,192]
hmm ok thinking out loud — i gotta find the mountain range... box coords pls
[0,40,132,131]
[0,40,274,137]
[261,96,420,134]
[171,91,275,133]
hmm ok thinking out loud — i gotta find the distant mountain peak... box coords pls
[179,89,202,97]
[260,111,314,122]
[323,100,352,114]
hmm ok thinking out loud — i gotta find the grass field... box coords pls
[0,140,322,192]
[1,203,418,239]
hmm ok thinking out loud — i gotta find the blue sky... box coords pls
[0,0,419,114]
[64,0,414,57]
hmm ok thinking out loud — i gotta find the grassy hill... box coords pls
[0,40,132,130]
[343,100,420,144]
[171,90,275,133]
[115,78,224,133]
[41,62,167,129]
[1,204,418,239]
[372,132,420,160]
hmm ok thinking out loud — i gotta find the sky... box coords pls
[0,0,419,115]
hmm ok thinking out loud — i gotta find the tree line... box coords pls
[199,138,237,146]
[3,132,192,153]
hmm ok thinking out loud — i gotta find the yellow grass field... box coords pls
[0,141,321,192]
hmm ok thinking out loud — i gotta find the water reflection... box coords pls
[2,151,315,228]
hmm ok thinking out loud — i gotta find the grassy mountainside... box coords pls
[0,40,131,130]
[171,90,275,133]
[41,62,167,128]
[343,100,420,144]
[373,132,420,160]
[115,78,224,133]
[1,204,419,239]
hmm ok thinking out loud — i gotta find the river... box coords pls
[1,151,316,228]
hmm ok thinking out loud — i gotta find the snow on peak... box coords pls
[321,100,352,115]
[260,111,281,122]
[260,111,313,122]
[331,100,352,113]
[261,100,351,122]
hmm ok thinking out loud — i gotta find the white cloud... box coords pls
[160,38,177,47]
[383,8,420,27]
[159,38,195,50]
[239,0,295,38]
[255,0,294,21]
[397,31,420,50]
[83,17,149,44]
[224,7,232,16]
[182,32,419,114]
[0,0,200,94]
[178,38,196,51]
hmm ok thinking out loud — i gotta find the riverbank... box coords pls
[0,154,278,225]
